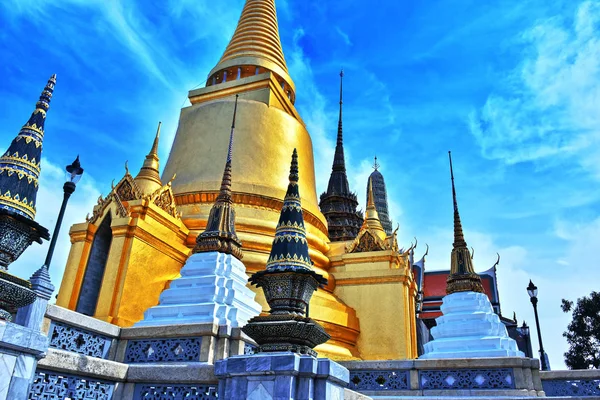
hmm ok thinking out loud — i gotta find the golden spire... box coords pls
[194,95,243,260]
[208,0,295,98]
[361,179,386,241]
[135,122,163,195]
[446,151,484,295]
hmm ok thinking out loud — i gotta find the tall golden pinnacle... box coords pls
[362,179,387,241]
[207,0,295,98]
[194,95,243,260]
[446,151,484,295]
[135,122,163,195]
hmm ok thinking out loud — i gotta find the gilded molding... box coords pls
[174,190,327,234]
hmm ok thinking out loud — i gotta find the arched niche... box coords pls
[76,214,113,316]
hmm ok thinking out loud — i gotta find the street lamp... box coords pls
[527,280,550,370]
[43,156,84,269]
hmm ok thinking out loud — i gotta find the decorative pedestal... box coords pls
[215,352,349,400]
[421,291,523,359]
[136,252,261,327]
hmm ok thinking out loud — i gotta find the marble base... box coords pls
[0,321,49,400]
[421,291,524,359]
[136,252,261,328]
[215,353,349,400]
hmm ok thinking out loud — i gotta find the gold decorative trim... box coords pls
[174,191,328,234]
[335,275,412,286]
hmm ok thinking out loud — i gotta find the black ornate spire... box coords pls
[193,95,243,260]
[366,157,393,235]
[446,151,484,295]
[260,148,321,274]
[319,70,363,242]
[244,149,329,357]
[0,75,56,220]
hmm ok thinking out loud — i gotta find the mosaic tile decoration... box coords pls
[419,368,515,390]
[244,342,257,355]
[348,370,410,391]
[28,370,115,400]
[543,378,600,397]
[133,383,218,400]
[124,337,202,363]
[48,321,112,359]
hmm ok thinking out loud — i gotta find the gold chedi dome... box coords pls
[161,0,360,360]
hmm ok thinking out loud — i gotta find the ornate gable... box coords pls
[86,165,180,224]
[346,229,388,253]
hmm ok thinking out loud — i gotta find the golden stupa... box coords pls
[56,0,418,361]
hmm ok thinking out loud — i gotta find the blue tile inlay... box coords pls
[419,368,515,390]
[28,370,115,400]
[543,379,600,397]
[124,337,202,363]
[348,370,409,391]
[48,321,112,359]
[133,383,218,399]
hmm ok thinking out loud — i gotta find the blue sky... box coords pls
[2,0,600,368]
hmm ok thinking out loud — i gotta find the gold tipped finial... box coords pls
[361,178,386,240]
[207,0,295,99]
[135,122,163,195]
[194,95,243,260]
[446,151,484,294]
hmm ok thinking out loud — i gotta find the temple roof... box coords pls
[0,75,56,219]
[319,71,362,242]
[367,160,393,235]
[134,122,163,196]
[194,95,243,260]
[208,0,295,97]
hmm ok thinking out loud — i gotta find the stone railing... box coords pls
[341,358,544,397]
[541,369,600,397]
[29,304,257,400]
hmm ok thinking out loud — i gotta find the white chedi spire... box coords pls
[420,291,523,359]
[420,153,523,359]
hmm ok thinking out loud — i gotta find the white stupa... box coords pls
[136,95,261,328]
[420,152,523,359]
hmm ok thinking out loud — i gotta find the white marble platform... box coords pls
[421,291,524,359]
[136,252,261,328]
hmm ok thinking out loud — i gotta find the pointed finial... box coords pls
[367,178,375,207]
[448,151,466,247]
[36,74,57,112]
[337,69,344,147]
[446,151,484,294]
[289,148,299,183]
[373,156,380,171]
[227,95,239,163]
[150,122,161,157]
[134,122,163,194]
[194,97,243,259]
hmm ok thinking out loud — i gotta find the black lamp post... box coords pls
[527,280,549,370]
[43,156,84,269]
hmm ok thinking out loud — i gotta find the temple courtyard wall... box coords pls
[3,304,598,399]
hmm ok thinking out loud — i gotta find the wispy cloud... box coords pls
[469,1,600,178]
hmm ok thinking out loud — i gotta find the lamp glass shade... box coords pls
[527,280,538,298]
[65,157,84,184]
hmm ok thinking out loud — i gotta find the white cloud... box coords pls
[469,1,600,178]
[335,27,353,46]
